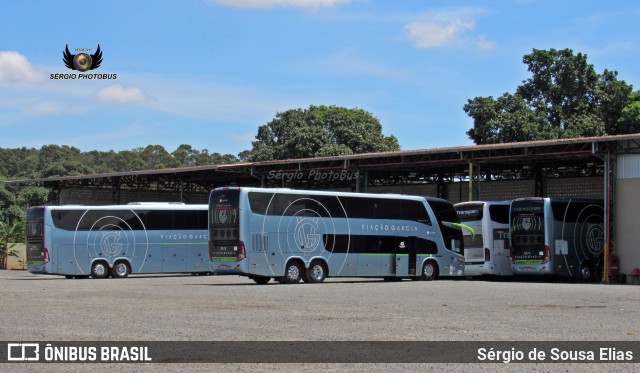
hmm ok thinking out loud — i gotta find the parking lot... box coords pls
[1,270,639,372]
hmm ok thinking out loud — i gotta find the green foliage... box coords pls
[465,48,637,144]
[0,220,24,269]
[248,105,400,161]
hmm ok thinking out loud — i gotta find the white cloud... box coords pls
[208,0,350,9]
[0,51,43,82]
[404,9,495,50]
[475,35,497,50]
[95,85,148,104]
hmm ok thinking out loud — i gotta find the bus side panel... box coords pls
[186,242,209,272]
[161,242,187,273]
[551,218,573,277]
[136,242,161,273]
[330,253,357,277]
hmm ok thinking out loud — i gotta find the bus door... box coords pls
[400,236,418,276]
[380,236,415,277]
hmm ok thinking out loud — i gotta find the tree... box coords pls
[248,105,400,161]
[0,220,23,269]
[136,145,179,169]
[465,48,637,144]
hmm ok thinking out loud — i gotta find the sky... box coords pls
[1,0,639,157]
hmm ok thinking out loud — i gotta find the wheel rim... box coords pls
[581,266,591,280]
[311,264,324,281]
[287,264,300,281]
[423,263,434,278]
[115,263,127,276]
[93,263,106,277]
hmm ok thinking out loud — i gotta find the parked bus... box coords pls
[26,203,209,279]
[454,201,512,277]
[208,187,465,284]
[509,197,604,281]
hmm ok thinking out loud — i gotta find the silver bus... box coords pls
[208,187,465,284]
[26,203,209,278]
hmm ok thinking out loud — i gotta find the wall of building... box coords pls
[6,243,26,271]
[616,155,640,276]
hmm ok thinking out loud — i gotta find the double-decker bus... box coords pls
[208,187,465,284]
[26,203,209,279]
[509,197,604,281]
[454,201,512,277]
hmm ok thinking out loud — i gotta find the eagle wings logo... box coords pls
[63,44,102,72]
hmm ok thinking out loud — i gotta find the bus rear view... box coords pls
[26,207,48,274]
[510,197,604,281]
[510,198,548,274]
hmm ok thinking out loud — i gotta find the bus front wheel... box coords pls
[112,261,131,279]
[283,261,303,284]
[421,261,438,281]
[91,261,109,279]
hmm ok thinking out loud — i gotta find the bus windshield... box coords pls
[26,207,45,265]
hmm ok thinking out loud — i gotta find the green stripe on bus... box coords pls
[514,260,543,265]
[159,242,207,245]
[211,257,238,262]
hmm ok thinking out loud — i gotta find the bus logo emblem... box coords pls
[217,210,228,224]
[522,217,532,231]
[294,217,321,252]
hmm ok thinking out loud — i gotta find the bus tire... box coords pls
[252,276,271,285]
[306,261,327,283]
[579,262,594,282]
[421,261,438,281]
[91,261,109,279]
[283,261,303,284]
[112,261,131,279]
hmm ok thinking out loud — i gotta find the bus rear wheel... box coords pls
[305,261,327,283]
[112,261,131,279]
[91,261,109,279]
[283,261,303,284]
[421,261,438,281]
[579,262,594,282]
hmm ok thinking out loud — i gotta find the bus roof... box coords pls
[212,186,443,202]
[30,204,207,211]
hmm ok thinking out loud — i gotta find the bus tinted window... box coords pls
[551,200,604,223]
[427,199,463,254]
[341,196,376,219]
[455,203,484,222]
[248,192,273,215]
[26,208,44,240]
[488,204,510,224]
[402,200,432,225]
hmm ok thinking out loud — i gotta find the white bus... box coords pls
[26,203,209,279]
[208,187,465,284]
[454,201,512,277]
[509,197,604,281]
